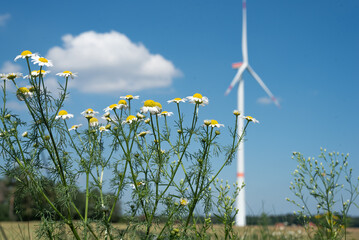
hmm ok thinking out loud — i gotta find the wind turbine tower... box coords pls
[225,0,280,227]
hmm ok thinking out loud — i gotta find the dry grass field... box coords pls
[0,221,358,239]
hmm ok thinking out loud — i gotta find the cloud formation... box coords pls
[0,13,10,26]
[0,61,21,73]
[257,97,273,105]
[46,31,181,94]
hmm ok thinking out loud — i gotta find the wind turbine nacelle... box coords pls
[232,62,243,69]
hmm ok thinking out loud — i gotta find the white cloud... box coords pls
[0,13,10,26]
[6,101,27,111]
[0,61,22,73]
[257,96,274,105]
[46,31,181,94]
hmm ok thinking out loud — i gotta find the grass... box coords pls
[0,221,359,240]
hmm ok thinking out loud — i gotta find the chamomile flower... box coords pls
[2,73,23,81]
[99,126,109,132]
[31,55,53,67]
[55,110,74,120]
[68,124,82,131]
[89,117,99,127]
[123,115,137,124]
[167,98,186,104]
[243,116,259,123]
[141,100,162,115]
[14,50,36,61]
[117,100,128,109]
[102,112,113,122]
[56,71,77,79]
[136,113,145,119]
[208,120,224,128]
[180,198,189,206]
[81,108,99,119]
[22,131,28,137]
[233,110,241,116]
[138,131,151,137]
[16,87,33,101]
[187,93,209,106]
[24,70,50,79]
[160,111,173,117]
[120,95,139,100]
[103,103,118,112]
[130,181,145,189]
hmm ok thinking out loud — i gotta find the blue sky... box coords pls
[1,0,358,215]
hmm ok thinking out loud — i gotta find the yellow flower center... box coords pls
[37,70,46,74]
[38,57,49,63]
[58,110,68,116]
[89,117,98,123]
[144,100,156,107]
[174,98,182,101]
[161,111,168,115]
[210,120,218,125]
[18,87,29,93]
[154,102,162,109]
[109,104,117,109]
[63,70,72,74]
[86,108,94,113]
[21,50,32,56]
[71,125,78,129]
[126,115,136,122]
[193,93,203,99]
[118,100,127,105]
[126,95,133,99]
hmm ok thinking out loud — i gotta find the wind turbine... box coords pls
[225,0,280,227]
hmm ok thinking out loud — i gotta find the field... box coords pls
[0,221,359,240]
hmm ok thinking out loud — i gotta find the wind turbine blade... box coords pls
[247,65,280,107]
[225,63,247,96]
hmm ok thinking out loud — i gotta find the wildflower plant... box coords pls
[287,149,359,240]
[0,51,257,239]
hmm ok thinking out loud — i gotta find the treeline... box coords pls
[0,177,121,222]
[246,213,359,228]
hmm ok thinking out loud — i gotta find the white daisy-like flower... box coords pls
[89,117,99,127]
[120,95,139,100]
[243,116,259,123]
[141,100,162,115]
[159,111,173,117]
[203,119,224,128]
[55,110,74,120]
[144,118,151,124]
[117,100,128,109]
[22,131,28,137]
[16,87,33,101]
[68,124,82,131]
[138,131,151,137]
[24,70,50,79]
[2,72,23,81]
[31,55,53,67]
[101,112,113,122]
[14,50,37,61]
[187,93,209,106]
[167,98,186,104]
[136,112,145,119]
[56,71,77,79]
[103,103,119,112]
[99,126,109,132]
[122,115,137,124]
[180,197,189,206]
[81,108,99,119]
[130,181,145,189]
[233,110,241,116]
